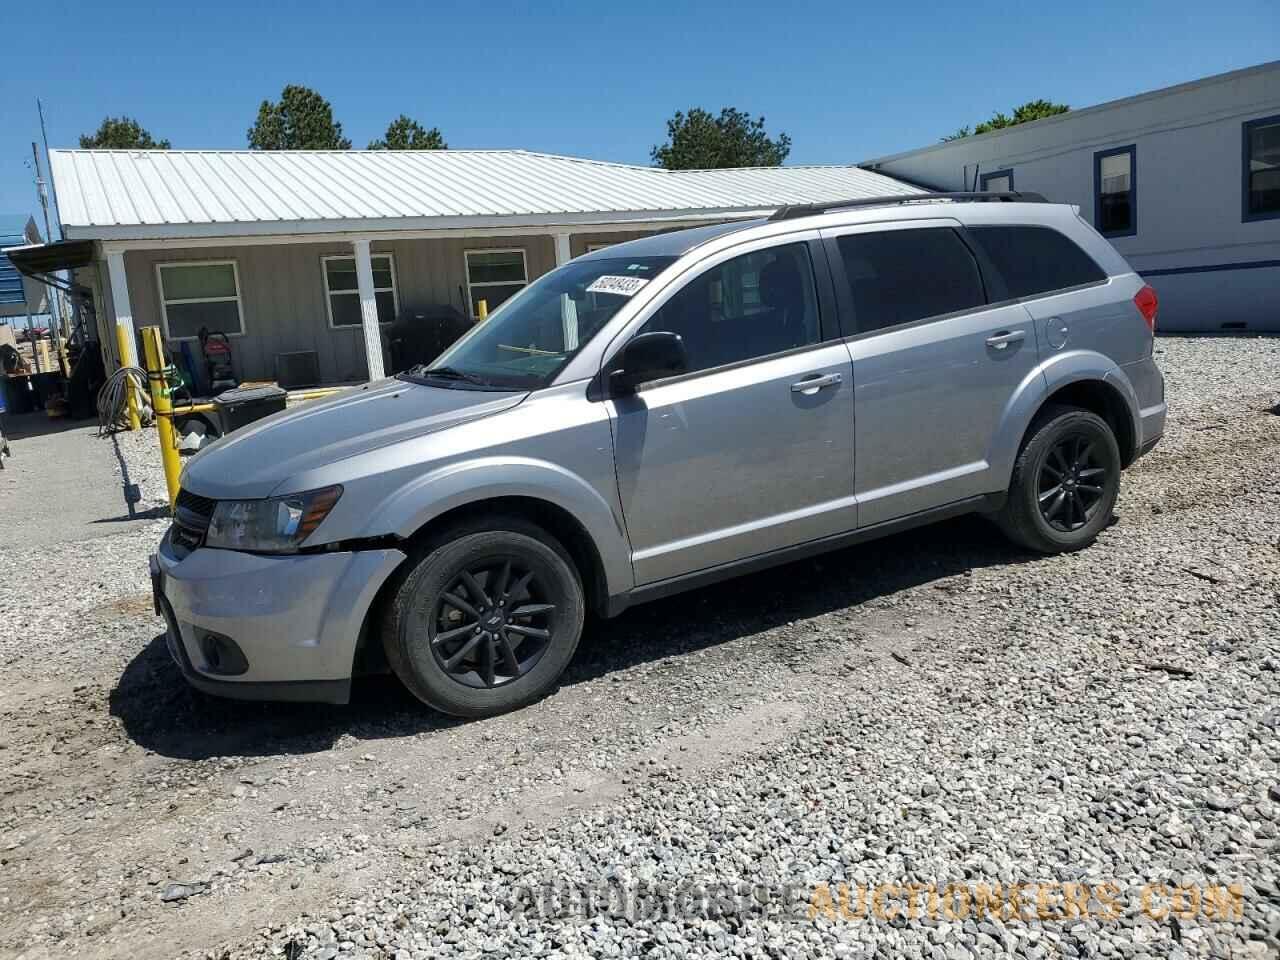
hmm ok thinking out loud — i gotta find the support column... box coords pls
[552,233,579,351]
[106,250,140,430]
[351,238,385,381]
[105,251,137,368]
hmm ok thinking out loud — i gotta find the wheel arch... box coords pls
[373,457,630,611]
[1037,378,1137,467]
[351,493,623,681]
[403,495,613,617]
[991,351,1140,488]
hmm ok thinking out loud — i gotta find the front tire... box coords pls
[381,517,585,718]
[996,405,1121,554]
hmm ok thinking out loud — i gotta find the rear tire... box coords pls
[996,405,1121,554]
[381,516,585,718]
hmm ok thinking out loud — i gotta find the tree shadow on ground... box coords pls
[110,513,1039,761]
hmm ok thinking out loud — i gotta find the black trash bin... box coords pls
[214,384,287,435]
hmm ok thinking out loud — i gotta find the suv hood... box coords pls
[181,379,526,500]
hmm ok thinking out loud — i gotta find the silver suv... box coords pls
[151,193,1166,717]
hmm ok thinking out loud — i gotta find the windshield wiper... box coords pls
[414,365,492,387]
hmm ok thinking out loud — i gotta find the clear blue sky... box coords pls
[2,0,1277,231]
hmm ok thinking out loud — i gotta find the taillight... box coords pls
[1134,285,1158,332]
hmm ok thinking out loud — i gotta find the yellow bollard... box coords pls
[141,326,182,509]
[114,324,141,432]
[476,298,488,321]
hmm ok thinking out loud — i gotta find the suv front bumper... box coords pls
[151,532,405,704]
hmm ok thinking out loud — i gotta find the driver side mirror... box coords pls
[608,331,688,395]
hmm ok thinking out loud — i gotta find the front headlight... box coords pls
[205,485,343,553]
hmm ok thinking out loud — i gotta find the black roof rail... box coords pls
[768,191,1050,221]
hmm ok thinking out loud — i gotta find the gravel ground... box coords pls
[1,336,1277,960]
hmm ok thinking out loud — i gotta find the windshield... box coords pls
[401,255,676,389]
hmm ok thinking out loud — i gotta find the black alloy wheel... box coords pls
[1037,433,1110,532]
[381,516,586,718]
[431,559,556,689]
[995,404,1122,554]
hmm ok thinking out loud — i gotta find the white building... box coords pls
[862,61,1280,331]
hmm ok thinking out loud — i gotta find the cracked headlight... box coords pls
[205,485,342,553]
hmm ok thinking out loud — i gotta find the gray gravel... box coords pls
[1,336,1277,960]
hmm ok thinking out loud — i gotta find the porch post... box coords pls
[351,238,385,381]
[105,251,138,369]
[552,232,579,351]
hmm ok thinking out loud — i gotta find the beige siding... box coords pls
[116,234,563,384]
[107,228,666,383]
[568,230,659,258]
[383,234,557,320]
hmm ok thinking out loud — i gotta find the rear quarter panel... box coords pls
[986,348,1140,489]
[1019,274,1151,367]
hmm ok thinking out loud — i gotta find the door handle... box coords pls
[790,372,843,394]
[985,330,1026,350]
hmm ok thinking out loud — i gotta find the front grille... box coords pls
[173,487,216,550]
[176,488,217,520]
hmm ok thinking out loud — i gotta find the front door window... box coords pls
[635,242,822,375]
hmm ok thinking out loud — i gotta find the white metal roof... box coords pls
[48,149,921,242]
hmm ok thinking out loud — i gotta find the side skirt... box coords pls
[605,492,1005,617]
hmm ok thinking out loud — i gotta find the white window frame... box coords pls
[155,259,245,340]
[464,248,528,319]
[321,252,399,330]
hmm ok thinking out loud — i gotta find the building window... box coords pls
[1094,145,1136,237]
[1243,114,1280,222]
[465,249,527,318]
[156,260,244,339]
[322,254,398,328]
[585,242,614,253]
[980,169,1014,193]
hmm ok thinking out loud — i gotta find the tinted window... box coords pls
[637,242,821,374]
[968,225,1106,299]
[835,228,984,334]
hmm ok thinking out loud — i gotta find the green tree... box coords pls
[941,100,1070,141]
[368,115,447,150]
[248,85,351,150]
[79,116,170,149]
[651,107,791,169]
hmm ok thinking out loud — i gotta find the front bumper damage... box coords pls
[151,532,405,704]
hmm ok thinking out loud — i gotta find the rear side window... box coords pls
[968,225,1106,299]
[835,228,985,334]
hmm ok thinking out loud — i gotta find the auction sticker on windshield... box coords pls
[586,275,649,297]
